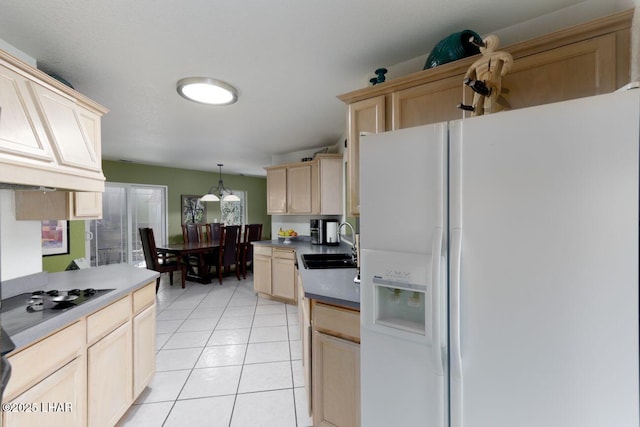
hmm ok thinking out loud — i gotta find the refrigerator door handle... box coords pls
[431,226,447,427]
[431,226,444,376]
[450,227,463,427]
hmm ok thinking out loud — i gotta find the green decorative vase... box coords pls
[423,30,483,70]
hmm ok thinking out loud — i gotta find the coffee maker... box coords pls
[310,219,324,245]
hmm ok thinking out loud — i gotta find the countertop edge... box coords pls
[6,264,159,351]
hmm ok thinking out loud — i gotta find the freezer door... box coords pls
[360,123,447,254]
[360,123,448,427]
[449,90,640,427]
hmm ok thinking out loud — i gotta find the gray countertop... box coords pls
[253,237,360,309]
[2,264,159,350]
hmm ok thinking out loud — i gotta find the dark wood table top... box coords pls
[156,240,220,253]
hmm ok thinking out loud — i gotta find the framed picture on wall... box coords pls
[221,190,246,225]
[181,194,207,224]
[42,220,70,256]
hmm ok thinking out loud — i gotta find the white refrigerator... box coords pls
[359,88,640,427]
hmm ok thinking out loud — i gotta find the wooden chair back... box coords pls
[241,224,263,279]
[139,227,186,290]
[182,223,202,243]
[217,225,242,283]
[205,223,222,243]
[139,227,160,270]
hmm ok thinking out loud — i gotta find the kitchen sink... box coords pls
[301,253,357,269]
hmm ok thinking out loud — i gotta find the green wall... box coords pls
[42,220,86,273]
[42,161,270,272]
[102,160,270,243]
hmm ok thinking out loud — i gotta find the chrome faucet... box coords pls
[338,222,361,283]
[338,222,355,241]
[338,222,359,269]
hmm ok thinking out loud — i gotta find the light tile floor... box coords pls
[117,273,313,427]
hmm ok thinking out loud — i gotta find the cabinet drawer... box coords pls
[5,321,85,400]
[132,281,155,314]
[87,296,131,344]
[313,302,360,342]
[273,248,295,260]
[254,246,272,257]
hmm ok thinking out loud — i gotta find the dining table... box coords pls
[156,240,220,284]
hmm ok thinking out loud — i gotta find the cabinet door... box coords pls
[0,63,53,163]
[272,250,296,301]
[391,34,617,131]
[317,157,343,215]
[254,255,272,294]
[287,164,312,214]
[347,96,385,216]
[392,74,467,130]
[29,81,102,172]
[73,191,102,218]
[501,34,616,109]
[15,190,102,220]
[312,331,360,427]
[133,304,156,398]
[298,276,312,417]
[3,357,86,427]
[266,167,287,214]
[88,321,132,427]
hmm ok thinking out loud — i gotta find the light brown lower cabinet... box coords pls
[88,321,132,427]
[297,274,312,418]
[1,281,157,427]
[133,304,156,397]
[253,246,273,295]
[271,248,296,301]
[3,356,86,427]
[311,301,361,427]
[253,246,297,303]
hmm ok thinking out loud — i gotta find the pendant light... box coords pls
[201,164,241,202]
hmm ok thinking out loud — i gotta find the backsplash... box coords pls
[0,190,42,281]
[271,214,340,238]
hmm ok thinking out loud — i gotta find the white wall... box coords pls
[0,38,36,67]
[0,190,42,281]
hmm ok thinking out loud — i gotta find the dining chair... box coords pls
[217,225,242,284]
[139,227,186,291]
[181,223,203,275]
[182,223,203,243]
[204,223,222,275]
[241,224,263,279]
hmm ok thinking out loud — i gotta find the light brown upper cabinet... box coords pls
[266,154,343,215]
[346,97,385,217]
[339,10,632,215]
[266,167,287,214]
[287,163,313,214]
[15,190,103,220]
[0,49,108,192]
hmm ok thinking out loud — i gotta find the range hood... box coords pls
[0,48,108,194]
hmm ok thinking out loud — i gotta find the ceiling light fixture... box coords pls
[201,164,241,202]
[176,77,238,105]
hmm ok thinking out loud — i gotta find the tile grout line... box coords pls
[227,281,259,427]
[159,275,242,427]
[126,274,303,426]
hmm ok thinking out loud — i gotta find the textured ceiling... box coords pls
[0,0,601,176]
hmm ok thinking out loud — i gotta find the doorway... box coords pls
[85,183,168,267]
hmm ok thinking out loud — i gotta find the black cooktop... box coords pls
[1,289,115,336]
